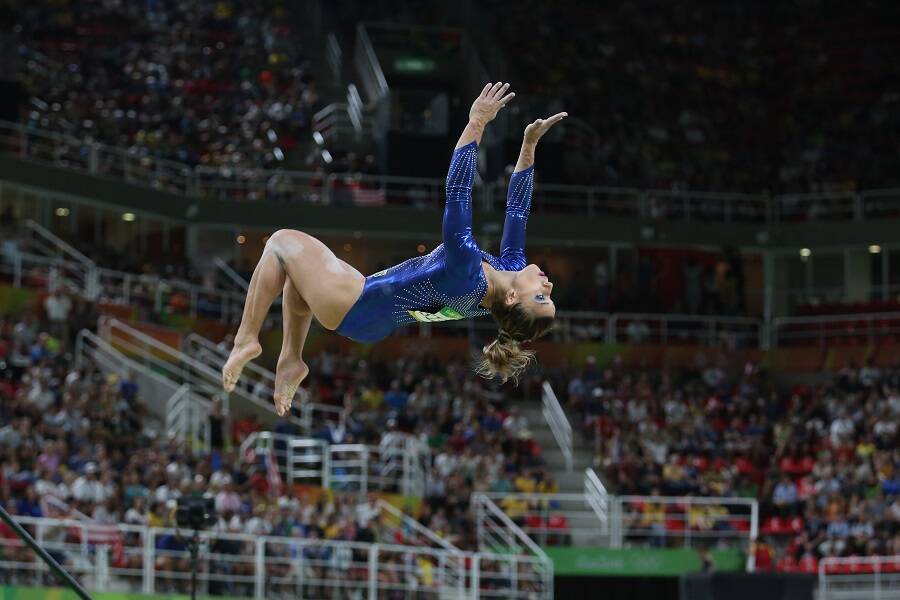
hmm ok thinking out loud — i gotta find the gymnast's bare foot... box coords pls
[221,338,262,392]
[273,359,309,416]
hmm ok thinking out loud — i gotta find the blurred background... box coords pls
[0,0,898,599]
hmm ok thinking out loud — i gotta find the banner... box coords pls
[0,586,238,600]
[545,547,744,577]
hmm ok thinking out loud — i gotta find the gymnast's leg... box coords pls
[222,229,364,394]
[274,281,312,416]
[222,243,284,392]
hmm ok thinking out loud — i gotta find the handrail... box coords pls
[101,318,303,427]
[356,24,388,98]
[472,492,549,559]
[75,328,209,433]
[541,381,573,472]
[183,333,343,433]
[584,468,609,534]
[819,555,900,600]
[7,120,900,222]
[375,499,460,553]
[23,219,94,267]
[212,257,249,291]
[0,507,93,600]
[241,432,426,496]
[1,514,537,599]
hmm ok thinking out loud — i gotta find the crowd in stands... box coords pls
[0,311,552,595]
[12,0,318,171]
[565,354,900,571]
[484,0,900,195]
[6,0,899,198]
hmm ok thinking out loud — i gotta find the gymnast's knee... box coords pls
[266,229,303,258]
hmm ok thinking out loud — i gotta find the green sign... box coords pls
[407,306,465,323]
[545,547,744,577]
[393,57,437,73]
[0,586,241,600]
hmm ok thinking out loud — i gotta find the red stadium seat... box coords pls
[665,519,685,532]
[548,515,569,531]
[797,556,818,573]
[525,515,545,531]
[730,518,750,532]
[777,556,797,572]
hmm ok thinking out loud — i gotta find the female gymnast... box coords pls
[222,82,565,416]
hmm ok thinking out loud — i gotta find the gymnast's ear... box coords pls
[503,287,517,307]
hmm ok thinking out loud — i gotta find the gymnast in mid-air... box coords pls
[222,83,565,415]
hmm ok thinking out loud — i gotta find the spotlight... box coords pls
[869,245,882,254]
[122,212,136,222]
[799,248,811,258]
[55,207,70,217]
[236,235,246,244]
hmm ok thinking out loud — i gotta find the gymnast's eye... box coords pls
[534,294,545,302]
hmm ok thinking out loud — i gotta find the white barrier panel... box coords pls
[819,556,900,600]
[0,516,550,599]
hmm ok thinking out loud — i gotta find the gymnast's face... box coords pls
[510,264,555,319]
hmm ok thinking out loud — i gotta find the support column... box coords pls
[762,250,775,348]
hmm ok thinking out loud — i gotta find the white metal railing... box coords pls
[183,333,344,434]
[614,495,758,564]
[0,247,86,294]
[376,500,460,552]
[10,237,896,352]
[608,312,765,347]
[100,318,303,430]
[6,120,900,221]
[21,220,97,298]
[471,493,554,598]
[819,556,900,600]
[472,493,549,559]
[584,468,609,536]
[240,432,428,497]
[483,488,758,561]
[0,516,532,599]
[773,312,900,346]
[212,257,249,291]
[355,24,388,102]
[0,221,249,324]
[541,381,572,472]
[480,491,609,548]
[74,328,209,447]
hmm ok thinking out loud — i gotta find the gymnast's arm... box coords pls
[443,83,515,266]
[500,112,568,270]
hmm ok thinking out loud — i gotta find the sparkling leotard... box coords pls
[335,141,535,343]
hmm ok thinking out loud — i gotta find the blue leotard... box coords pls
[336,141,535,343]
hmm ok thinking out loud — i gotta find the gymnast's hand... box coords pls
[524,112,568,145]
[469,82,516,127]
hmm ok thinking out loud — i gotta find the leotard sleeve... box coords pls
[499,166,534,271]
[442,141,481,273]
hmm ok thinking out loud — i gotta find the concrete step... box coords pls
[555,470,585,492]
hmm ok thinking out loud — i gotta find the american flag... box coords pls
[45,496,125,567]
[266,445,284,498]
[352,187,386,207]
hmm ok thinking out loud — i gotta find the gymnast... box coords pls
[222,83,566,415]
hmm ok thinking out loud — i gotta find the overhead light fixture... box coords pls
[122,212,136,222]
[868,244,882,254]
[236,235,246,244]
[799,248,811,258]
[55,207,70,217]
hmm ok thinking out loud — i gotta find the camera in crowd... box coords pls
[175,496,216,530]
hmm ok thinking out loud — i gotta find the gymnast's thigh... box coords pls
[268,229,365,330]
